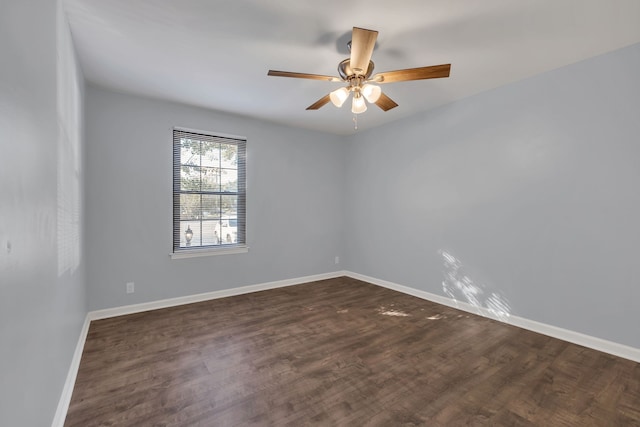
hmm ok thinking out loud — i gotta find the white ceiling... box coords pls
[63,0,640,135]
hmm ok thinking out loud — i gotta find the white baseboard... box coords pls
[51,313,91,427]
[345,271,640,363]
[89,270,348,321]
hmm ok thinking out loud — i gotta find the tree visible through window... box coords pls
[173,129,246,251]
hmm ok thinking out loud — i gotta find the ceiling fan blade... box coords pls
[350,27,378,76]
[372,64,451,84]
[268,70,341,82]
[374,92,399,111]
[306,94,332,110]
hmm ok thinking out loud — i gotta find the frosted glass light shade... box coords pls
[330,87,349,107]
[351,94,367,114]
[362,84,381,103]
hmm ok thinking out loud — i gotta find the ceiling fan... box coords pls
[268,27,451,114]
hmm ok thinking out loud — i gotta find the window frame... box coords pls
[170,127,248,258]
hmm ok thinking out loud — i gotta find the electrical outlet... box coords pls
[126,282,135,294]
[334,256,340,265]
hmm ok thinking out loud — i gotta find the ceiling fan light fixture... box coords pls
[362,84,381,103]
[329,87,350,107]
[351,93,367,114]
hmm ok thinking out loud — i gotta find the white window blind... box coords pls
[173,129,246,252]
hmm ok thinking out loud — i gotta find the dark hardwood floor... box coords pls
[65,277,640,426]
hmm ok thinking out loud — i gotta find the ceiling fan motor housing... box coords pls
[338,58,375,80]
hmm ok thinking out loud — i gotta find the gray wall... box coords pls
[0,1,86,425]
[85,86,345,310]
[345,42,640,348]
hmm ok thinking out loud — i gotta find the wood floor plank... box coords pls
[64,277,640,426]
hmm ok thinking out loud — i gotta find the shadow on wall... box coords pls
[57,3,82,278]
[439,249,511,321]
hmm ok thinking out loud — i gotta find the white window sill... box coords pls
[169,245,249,259]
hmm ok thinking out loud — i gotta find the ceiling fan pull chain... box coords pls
[353,114,358,130]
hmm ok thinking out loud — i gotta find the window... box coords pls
[173,129,246,255]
